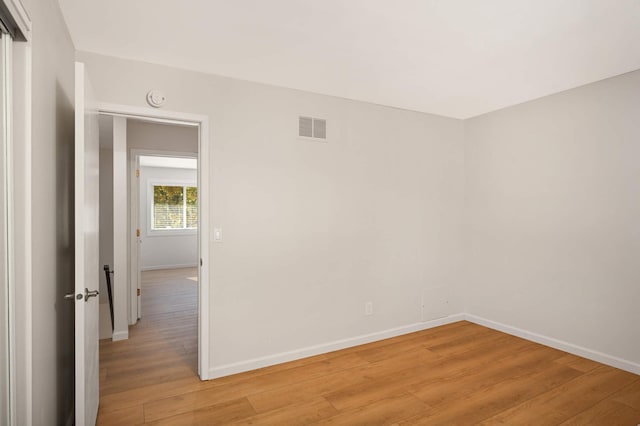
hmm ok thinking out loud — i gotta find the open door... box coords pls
[73,62,100,426]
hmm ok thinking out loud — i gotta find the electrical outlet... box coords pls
[365,302,373,316]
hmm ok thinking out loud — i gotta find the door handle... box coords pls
[64,292,83,301]
[84,288,100,301]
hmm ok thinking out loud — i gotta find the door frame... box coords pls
[98,103,211,380]
[4,14,32,425]
[129,147,198,323]
[1,31,16,426]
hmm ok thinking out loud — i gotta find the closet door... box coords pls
[0,30,12,425]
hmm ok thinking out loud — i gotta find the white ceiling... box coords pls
[58,0,640,119]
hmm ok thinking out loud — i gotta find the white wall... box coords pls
[464,70,640,367]
[139,165,198,270]
[98,146,114,339]
[128,120,198,152]
[99,145,114,301]
[29,0,77,423]
[78,51,465,374]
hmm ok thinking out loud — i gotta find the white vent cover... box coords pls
[299,116,327,140]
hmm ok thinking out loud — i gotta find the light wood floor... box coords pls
[97,269,640,425]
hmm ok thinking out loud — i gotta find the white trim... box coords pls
[15,40,30,426]
[98,103,210,381]
[3,34,16,426]
[141,263,198,271]
[111,330,129,342]
[0,32,14,426]
[99,103,207,126]
[112,117,128,341]
[73,61,87,426]
[209,314,465,378]
[463,313,640,375]
[145,230,198,238]
[102,112,197,128]
[197,119,210,379]
[128,148,139,324]
[2,0,32,41]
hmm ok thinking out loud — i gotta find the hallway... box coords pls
[97,268,199,424]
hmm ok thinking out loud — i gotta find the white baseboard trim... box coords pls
[111,330,129,342]
[209,313,466,379]
[206,312,640,380]
[141,263,198,271]
[464,313,640,375]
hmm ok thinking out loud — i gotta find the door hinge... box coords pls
[136,169,140,177]
[136,229,141,237]
[137,288,141,296]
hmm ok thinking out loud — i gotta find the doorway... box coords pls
[96,105,210,383]
[135,152,199,321]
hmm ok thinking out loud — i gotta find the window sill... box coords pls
[147,229,198,237]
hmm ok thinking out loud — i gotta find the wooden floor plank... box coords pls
[554,353,602,373]
[247,367,369,413]
[477,366,639,425]
[317,393,428,425]
[227,398,337,425]
[96,268,640,425]
[402,363,582,425]
[408,343,578,407]
[96,404,144,426]
[559,399,640,426]
[143,352,368,422]
[147,397,256,425]
[100,376,209,414]
[611,379,640,411]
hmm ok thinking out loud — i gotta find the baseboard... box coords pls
[209,313,465,379]
[141,263,198,271]
[464,313,640,375]
[206,311,640,380]
[111,330,129,342]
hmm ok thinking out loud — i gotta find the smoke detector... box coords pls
[146,90,166,108]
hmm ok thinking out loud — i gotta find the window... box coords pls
[152,184,198,230]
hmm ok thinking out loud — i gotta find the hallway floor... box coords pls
[97,267,199,425]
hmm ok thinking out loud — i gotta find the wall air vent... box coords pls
[299,116,327,141]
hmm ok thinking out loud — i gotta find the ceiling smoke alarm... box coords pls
[146,90,166,108]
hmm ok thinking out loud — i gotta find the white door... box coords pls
[73,61,100,426]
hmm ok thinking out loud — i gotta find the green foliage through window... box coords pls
[186,187,198,229]
[153,185,198,230]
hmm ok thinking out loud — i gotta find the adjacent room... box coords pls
[1,0,639,425]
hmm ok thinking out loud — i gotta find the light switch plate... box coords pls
[214,228,222,241]
[365,302,373,316]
